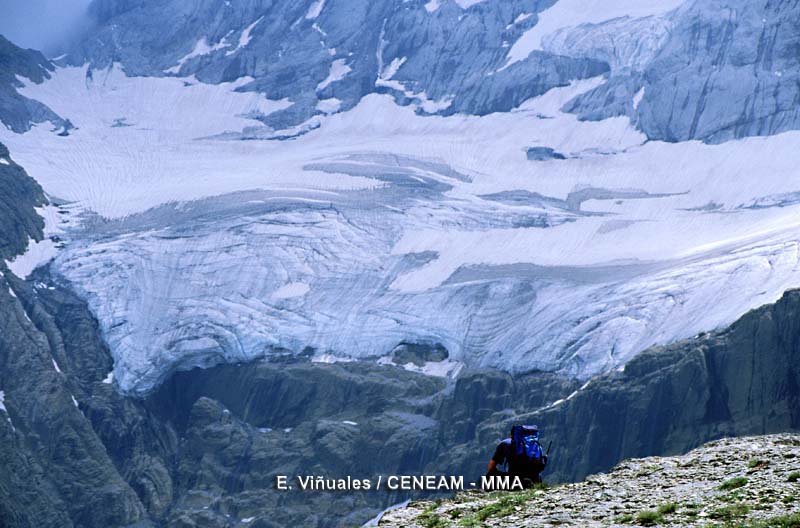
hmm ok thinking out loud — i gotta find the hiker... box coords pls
[486,424,547,488]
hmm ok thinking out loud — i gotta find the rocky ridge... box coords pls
[378,434,800,527]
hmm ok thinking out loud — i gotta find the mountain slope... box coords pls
[378,434,800,527]
[0,36,67,133]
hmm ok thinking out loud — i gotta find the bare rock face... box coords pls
[0,38,67,133]
[560,0,800,143]
[379,433,800,527]
[0,142,46,260]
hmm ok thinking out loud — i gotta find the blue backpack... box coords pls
[511,425,543,463]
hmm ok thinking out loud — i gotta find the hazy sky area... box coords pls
[0,0,92,54]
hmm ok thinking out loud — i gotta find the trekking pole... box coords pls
[546,441,552,455]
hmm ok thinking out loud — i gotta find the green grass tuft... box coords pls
[635,510,663,526]
[719,476,749,491]
[709,503,750,521]
[656,502,678,515]
[788,471,800,483]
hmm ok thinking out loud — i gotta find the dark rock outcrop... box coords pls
[564,0,800,143]
[0,36,67,133]
[0,142,47,260]
[526,146,566,161]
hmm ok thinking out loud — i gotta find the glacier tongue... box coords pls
[2,66,800,394]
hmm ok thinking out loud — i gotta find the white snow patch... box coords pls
[0,158,9,165]
[1,65,360,219]
[5,238,58,279]
[424,0,441,13]
[376,73,453,114]
[102,371,114,384]
[317,58,351,91]
[312,354,355,364]
[226,17,264,56]
[312,22,327,37]
[316,97,342,114]
[284,427,292,433]
[305,0,326,19]
[5,204,72,279]
[503,0,686,69]
[378,356,464,378]
[0,391,13,430]
[381,57,407,81]
[242,518,254,524]
[52,358,62,373]
[455,0,487,8]
[71,395,79,408]
[417,93,454,114]
[7,286,17,298]
[633,86,645,110]
[342,420,358,426]
[514,12,532,24]
[272,282,310,299]
[166,37,231,74]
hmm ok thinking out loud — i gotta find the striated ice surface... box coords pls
[3,65,800,394]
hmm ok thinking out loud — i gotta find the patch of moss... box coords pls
[614,514,634,524]
[719,477,749,491]
[788,471,800,483]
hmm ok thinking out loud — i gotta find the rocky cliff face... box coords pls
[0,37,66,133]
[559,0,800,142]
[67,0,609,130]
[0,143,47,259]
[64,0,800,143]
[378,434,800,527]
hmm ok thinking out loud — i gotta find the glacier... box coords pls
[1,0,799,394]
[2,62,800,394]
